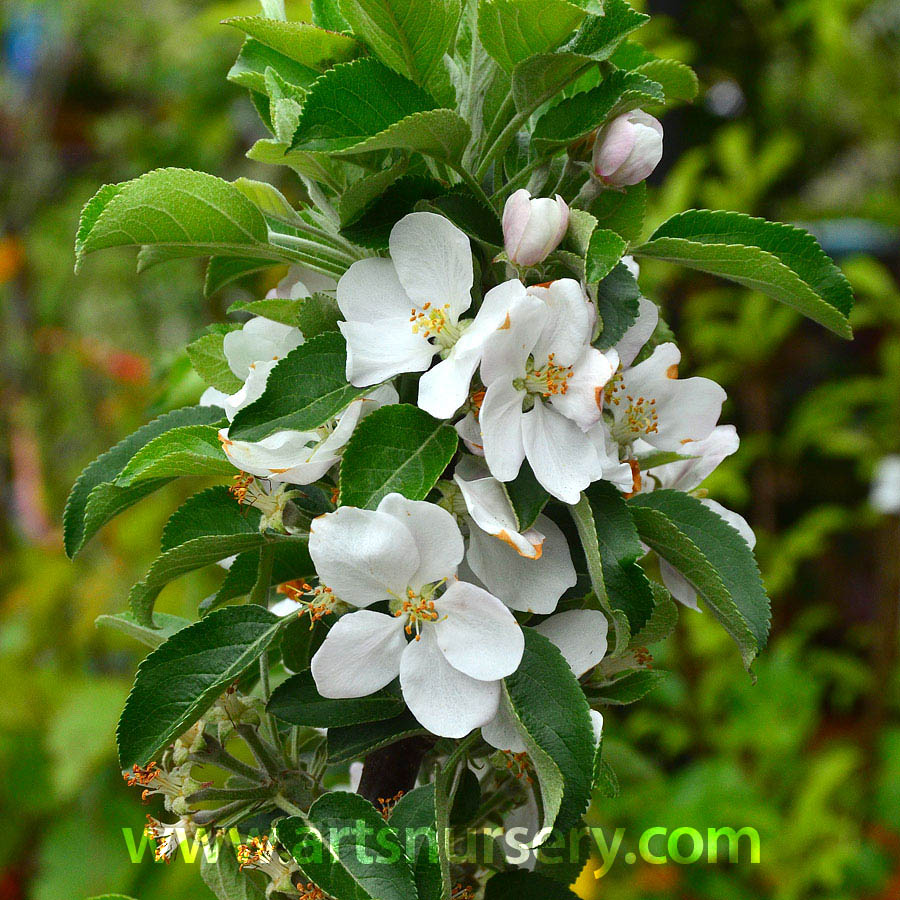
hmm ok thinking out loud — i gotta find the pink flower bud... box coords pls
[502,189,570,267]
[592,109,664,186]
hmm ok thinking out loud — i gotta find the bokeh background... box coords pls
[1,1,898,898]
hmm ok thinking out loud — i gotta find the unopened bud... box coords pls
[592,109,663,186]
[502,189,569,267]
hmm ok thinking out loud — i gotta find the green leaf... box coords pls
[339,404,458,508]
[423,186,505,247]
[116,425,231,485]
[74,168,276,272]
[629,490,770,667]
[592,262,641,349]
[341,175,444,248]
[510,51,592,114]
[117,605,282,768]
[186,331,244,394]
[590,669,668,705]
[629,582,678,646]
[339,159,408,227]
[389,785,442,900]
[95,611,191,648]
[205,256,278,296]
[582,482,655,634]
[585,227,627,283]
[327,711,426,763]
[634,210,854,338]
[268,671,405,727]
[502,461,549,531]
[478,0,586,73]
[338,0,462,101]
[339,109,470,163]
[275,794,418,900]
[634,58,698,102]
[224,17,360,70]
[229,332,367,441]
[532,69,664,154]
[233,177,304,227]
[297,293,344,338]
[128,487,302,624]
[201,839,267,900]
[587,181,646,243]
[63,405,225,557]
[313,0,350,31]
[485,870,581,899]
[228,38,320,95]
[503,628,595,836]
[564,0,648,59]
[246,138,343,185]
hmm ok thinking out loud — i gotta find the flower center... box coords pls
[409,303,462,350]
[390,582,446,639]
[514,353,574,398]
[610,393,659,443]
[281,580,339,626]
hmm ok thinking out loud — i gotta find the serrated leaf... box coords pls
[202,839,267,900]
[590,668,668,705]
[228,38,320,95]
[116,425,231,485]
[186,332,244,394]
[229,332,367,441]
[74,168,278,272]
[532,69,664,153]
[246,138,343,185]
[205,256,278,296]
[585,227,627,283]
[582,481,655,636]
[268,671,405,727]
[511,51,594,114]
[634,58,698,102]
[634,210,853,338]
[228,292,342,337]
[117,605,282,768]
[327,711,426,763]
[502,461,549,531]
[341,175,444,248]
[339,0,462,102]
[228,295,305,327]
[233,177,303,227]
[477,0,586,73]
[422,186,505,247]
[389,785,442,900]
[95,611,192,648]
[313,0,350,31]
[503,629,595,837]
[629,583,678,646]
[339,404,458,508]
[64,405,225,557]
[564,0,648,59]
[587,181,646,243]
[339,159,408,227]
[275,794,418,900]
[224,17,360,69]
[485,870,581,899]
[592,262,641,348]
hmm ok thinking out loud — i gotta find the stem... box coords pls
[187,784,278,804]
[191,736,265,783]
[267,231,356,268]
[448,161,496,212]
[273,794,308,817]
[193,799,260,827]
[237,724,283,781]
[249,545,275,608]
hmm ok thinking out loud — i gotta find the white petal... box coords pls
[309,507,419,606]
[376,494,464,589]
[701,499,756,549]
[481,697,526,753]
[548,347,614,431]
[311,610,406,698]
[455,412,485,455]
[339,319,434,386]
[589,422,634,490]
[200,387,229,408]
[224,318,303,380]
[590,709,604,744]
[535,609,608,677]
[221,428,322,483]
[389,212,473,321]
[336,257,413,323]
[400,628,500,737]
[614,296,658,368]
[432,581,524,680]
[659,558,701,611]
[648,425,739,492]
[528,279,593,366]
[222,359,277,422]
[453,465,520,541]
[466,512,576,613]
[480,293,546,386]
[522,401,603,503]
[480,381,526,482]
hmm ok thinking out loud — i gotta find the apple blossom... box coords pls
[478,280,616,503]
[502,189,569,267]
[592,109,664,186]
[308,494,525,738]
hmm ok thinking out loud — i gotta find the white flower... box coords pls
[266,265,336,300]
[871,455,900,514]
[592,109,664,186]
[479,280,616,503]
[482,609,608,752]
[337,212,524,419]
[638,424,739,493]
[453,456,577,614]
[308,494,524,738]
[502,189,569,267]
[220,384,398,485]
[144,815,195,863]
[223,316,304,382]
[605,343,726,452]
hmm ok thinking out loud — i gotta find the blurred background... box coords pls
[0,0,898,898]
